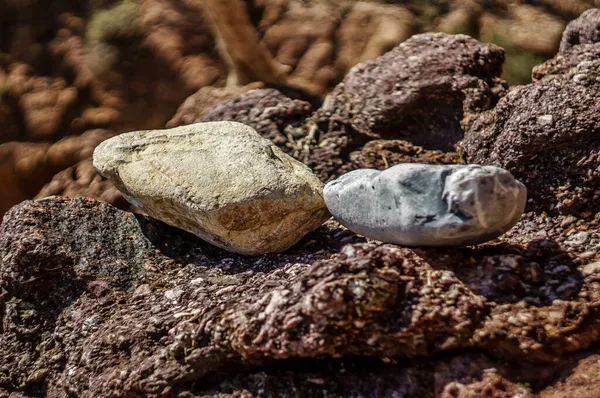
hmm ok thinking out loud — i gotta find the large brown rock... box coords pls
[1,194,600,396]
[460,10,600,216]
[310,32,505,181]
[320,33,505,150]
[560,8,600,53]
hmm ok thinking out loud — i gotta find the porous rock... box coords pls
[0,198,485,395]
[324,164,526,247]
[198,88,316,151]
[320,33,505,149]
[3,197,600,396]
[166,83,264,128]
[310,32,506,181]
[349,139,463,170]
[461,11,600,216]
[93,121,329,255]
[559,8,600,54]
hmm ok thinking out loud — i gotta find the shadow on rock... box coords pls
[418,238,583,306]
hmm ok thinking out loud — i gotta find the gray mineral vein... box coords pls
[324,164,527,246]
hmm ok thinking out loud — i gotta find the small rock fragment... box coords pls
[93,121,330,255]
[324,164,526,246]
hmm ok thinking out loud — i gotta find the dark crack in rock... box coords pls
[349,139,463,170]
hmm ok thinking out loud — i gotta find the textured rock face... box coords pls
[198,88,316,150]
[309,32,506,181]
[4,9,600,397]
[166,83,264,128]
[461,10,600,215]
[324,164,526,246]
[319,32,506,151]
[349,140,463,170]
[1,196,600,396]
[93,121,329,255]
[560,8,600,53]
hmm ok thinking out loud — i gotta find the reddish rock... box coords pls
[167,83,264,128]
[0,194,599,395]
[461,11,600,216]
[0,129,114,217]
[540,352,600,398]
[35,158,129,210]
[560,8,600,53]
[309,33,505,181]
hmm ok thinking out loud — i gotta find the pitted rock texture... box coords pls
[324,164,526,247]
[2,197,600,396]
[461,17,600,216]
[310,32,506,181]
[559,8,600,53]
[532,42,600,81]
[166,83,264,129]
[93,121,329,255]
[198,88,316,151]
[318,32,506,150]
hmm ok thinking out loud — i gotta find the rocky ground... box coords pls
[1,4,600,398]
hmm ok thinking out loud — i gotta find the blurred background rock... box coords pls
[0,0,598,218]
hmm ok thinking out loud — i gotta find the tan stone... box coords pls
[93,121,329,255]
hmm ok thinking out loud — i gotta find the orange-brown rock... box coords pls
[0,129,113,217]
[35,158,129,210]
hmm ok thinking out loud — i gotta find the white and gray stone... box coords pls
[93,121,330,255]
[324,164,527,246]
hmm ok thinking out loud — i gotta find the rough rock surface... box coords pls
[349,139,463,170]
[319,32,506,150]
[324,164,526,247]
[1,194,600,396]
[3,8,600,398]
[93,121,329,255]
[309,32,506,181]
[460,10,600,216]
[166,83,264,129]
[532,41,600,81]
[198,88,316,153]
[560,8,600,53]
